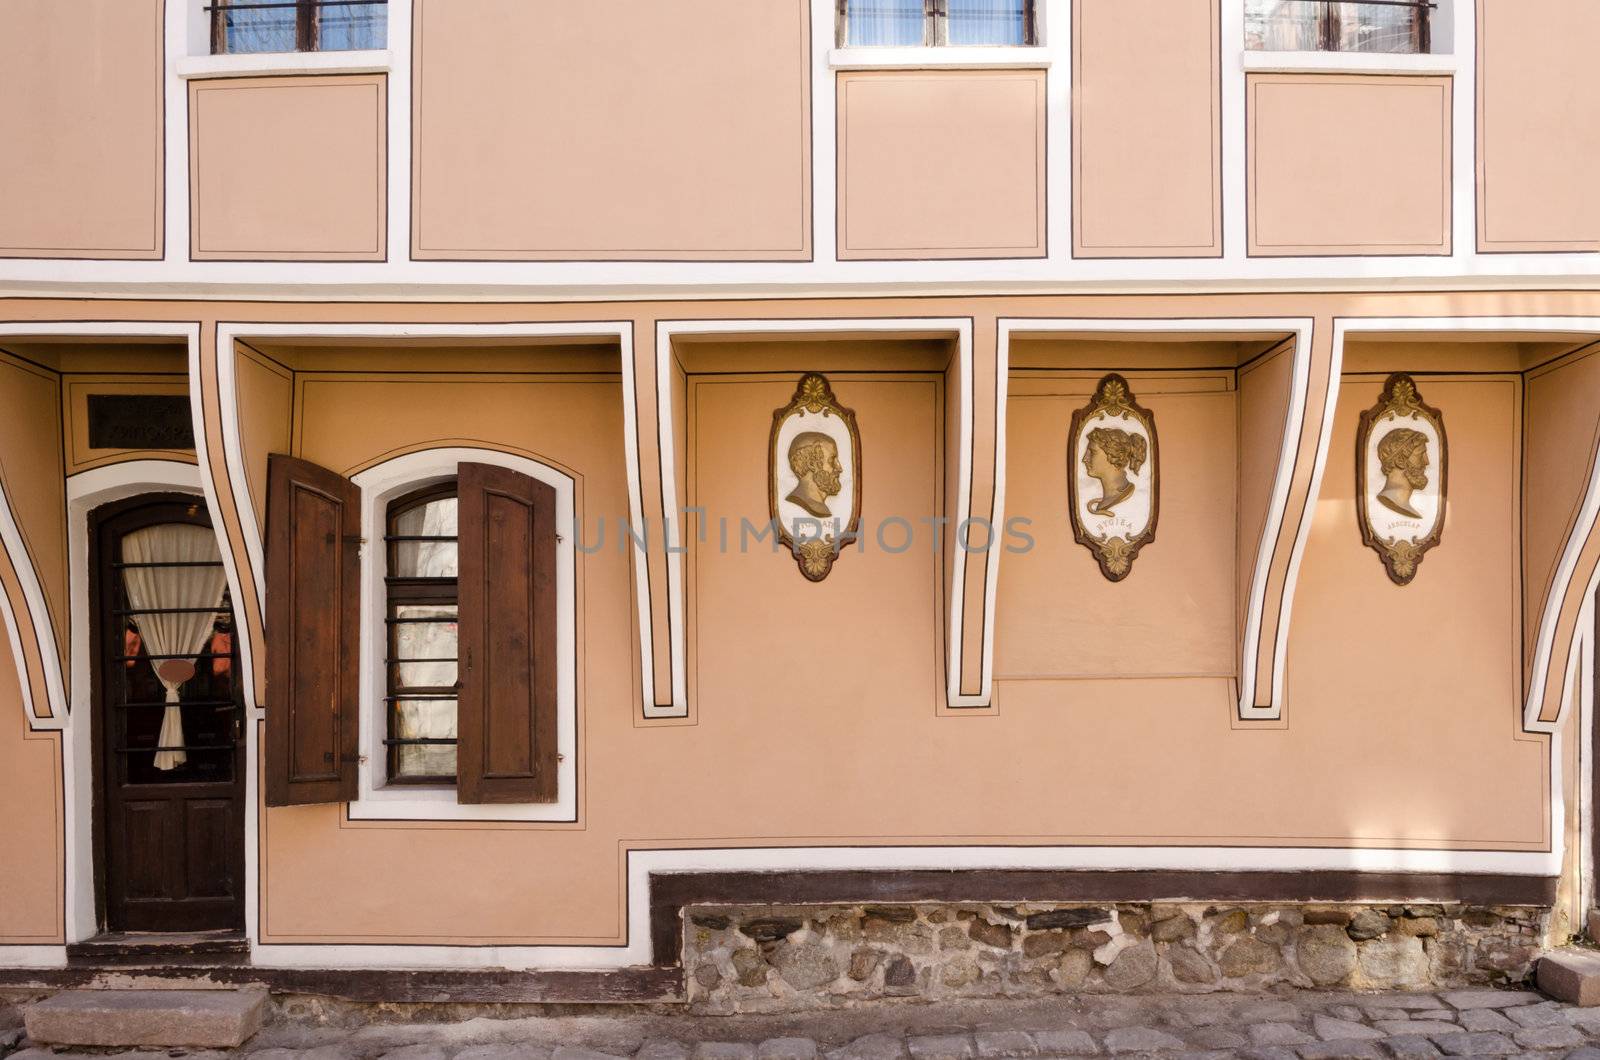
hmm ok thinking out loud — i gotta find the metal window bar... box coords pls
[1250,0,1435,53]
[112,561,226,569]
[383,738,458,747]
[118,699,237,709]
[208,0,386,55]
[117,744,235,754]
[114,607,231,617]
[113,651,232,662]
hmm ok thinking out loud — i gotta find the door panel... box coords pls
[94,495,245,933]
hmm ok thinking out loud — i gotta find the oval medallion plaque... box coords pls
[1067,373,1159,582]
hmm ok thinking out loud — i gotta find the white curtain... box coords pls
[121,525,228,771]
[847,0,924,46]
[947,0,1028,45]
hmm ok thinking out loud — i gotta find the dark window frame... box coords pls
[383,480,460,786]
[836,0,1038,48]
[209,0,389,56]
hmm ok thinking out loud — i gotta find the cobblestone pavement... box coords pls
[9,988,1600,1059]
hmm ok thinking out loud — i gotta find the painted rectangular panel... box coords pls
[189,75,387,262]
[411,0,810,261]
[838,70,1047,260]
[0,354,68,679]
[1248,74,1452,257]
[998,376,1237,679]
[64,379,196,475]
[1073,0,1221,258]
[1477,0,1600,252]
[0,0,162,259]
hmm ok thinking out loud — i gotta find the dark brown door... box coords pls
[92,495,245,933]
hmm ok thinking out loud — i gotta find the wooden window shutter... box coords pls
[264,454,361,807]
[457,462,558,804]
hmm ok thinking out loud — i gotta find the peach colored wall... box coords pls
[190,75,387,262]
[0,620,64,943]
[1477,0,1600,252]
[1073,0,1220,258]
[837,70,1046,261]
[62,377,196,475]
[0,352,67,681]
[1286,373,1542,839]
[999,372,1237,679]
[1248,74,1452,256]
[0,0,162,259]
[0,294,1575,947]
[1523,347,1600,665]
[411,0,810,261]
[233,347,294,531]
[1237,345,1294,638]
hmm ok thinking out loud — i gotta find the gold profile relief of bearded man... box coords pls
[785,431,844,519]
[1375,427,1430,519]
[1082,426,1147,516]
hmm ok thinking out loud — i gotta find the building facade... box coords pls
[1,0,1599,1007]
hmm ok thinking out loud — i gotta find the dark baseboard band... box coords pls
[0,965,684,1005]
[648,869,1560,967]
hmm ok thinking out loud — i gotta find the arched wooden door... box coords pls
[91,494,245,933]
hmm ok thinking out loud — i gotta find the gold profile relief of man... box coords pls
[785,431,843,519]
[1374,426,1430,520]
[1082,426,1148,516]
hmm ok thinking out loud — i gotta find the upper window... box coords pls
[209,0,388,55]
[1246,0,1436,54]
[839,0,1037,47]
[384,483,459,784]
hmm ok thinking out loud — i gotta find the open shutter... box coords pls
[264,454,361,807]
[457,462,558,804]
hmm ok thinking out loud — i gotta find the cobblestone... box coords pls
[16,986,1600,1060]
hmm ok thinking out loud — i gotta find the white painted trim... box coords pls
[1241,51,1457,76]
[347,447,577,822]
[996,317,1317,721]
[175,49,392,79]
[1580,596,1595,920]
[829,46,1050,70]
[247,839,1560,969]
[64,460,205,943]
[651,317,977,715]
[1328,316,1600,734]
[0,946,67,968]
[1221,0,1247,263]
[1449,1,1477,266]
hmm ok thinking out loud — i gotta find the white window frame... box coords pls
[348,446,577,823]
[835,0,1040,49]
[1242,0,1457,73]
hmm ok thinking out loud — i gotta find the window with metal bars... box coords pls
[208,0,387,55]
[838,0,1037,47]
[384,482,459,784]
[1245,0,1437,54]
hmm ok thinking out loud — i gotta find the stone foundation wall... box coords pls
[683,902,1548,1013]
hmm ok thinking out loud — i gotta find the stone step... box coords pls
[1538,947,1600,1006]
[24,986,268,1048]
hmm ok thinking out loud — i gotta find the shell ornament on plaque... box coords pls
[1356,373,1446,585]
[768,373,862,582]
[1067,373,1160,582]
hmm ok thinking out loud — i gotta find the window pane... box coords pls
[1245,0,1323,50]
[216,0,297,54]
[947,0,1029,45]
[847,0,925,45]
[1334,1,1423,53]
[394,659,457,689]
[317,2,388,50]
[392,698,456,779]
[393,605,457,662]
[392,496,458,577]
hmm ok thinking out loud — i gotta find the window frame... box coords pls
[1245,0,1436,56]
[208,0,389,56]
[349,448,578,823]
[382,480,461,786]
[836,0,1038,48]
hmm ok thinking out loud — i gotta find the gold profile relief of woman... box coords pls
[1067,374,1159,582]
[1082,426,1148,516]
